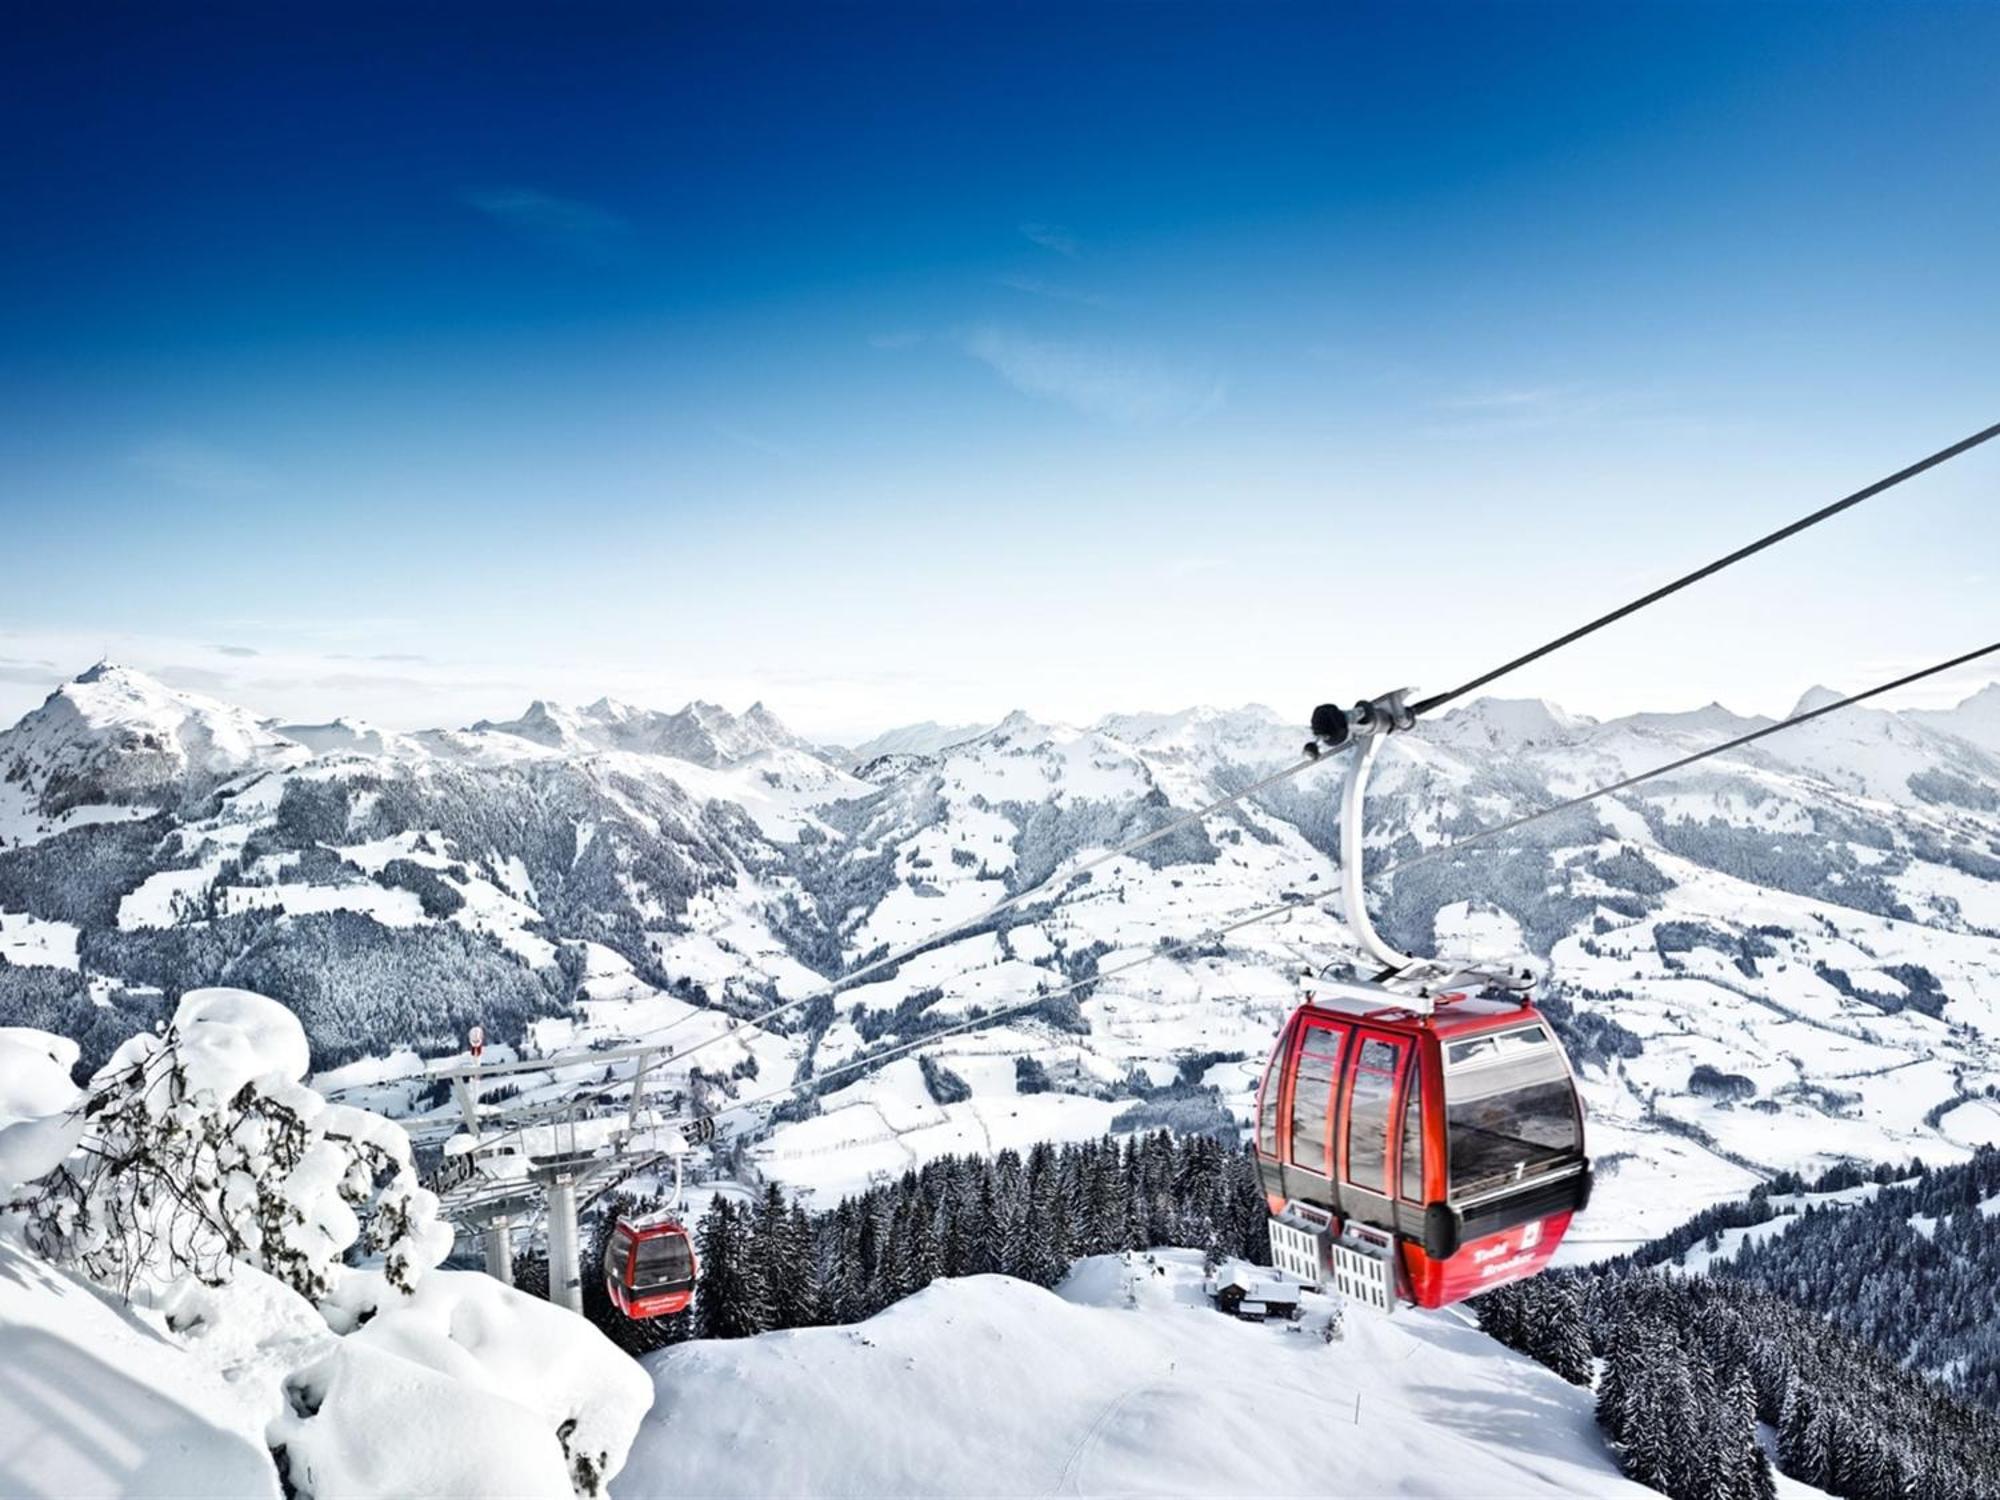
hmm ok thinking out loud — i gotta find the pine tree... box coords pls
[1596,1311,1637,1446]
[1617,1337,1675,1495]
[694,1197,745,1339]
[1535,1277,1595,1387]
[789,1202,824,1327]
[753,1183,795,1328]
[1720,1361,1774,1500]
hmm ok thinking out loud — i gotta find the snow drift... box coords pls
[0,988,652,1498]
[620,1249,1656,1499]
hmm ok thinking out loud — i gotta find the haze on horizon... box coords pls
[3,4,1997,742]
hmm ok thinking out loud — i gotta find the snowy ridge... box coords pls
[621,1249,1659,1499]
[2,664,2000,1250]
[0,663,306,834]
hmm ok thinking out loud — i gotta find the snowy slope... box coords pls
[0,1240,295,1499]
[0,663,306,841]
[846,719,992,766]
[620,1249,1657,1499]
[6,663,2000,1255]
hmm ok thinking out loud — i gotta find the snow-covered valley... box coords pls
[8,670,1996,1498]
[4,663,2000,1250]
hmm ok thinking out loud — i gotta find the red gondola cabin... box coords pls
[1252,980,1589,1312]
[604,1215,698,1319]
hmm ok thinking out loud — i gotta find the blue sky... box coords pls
[2,2,1996,739]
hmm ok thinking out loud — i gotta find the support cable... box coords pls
[1408,421,2000,717]
[700,638,1999,1134]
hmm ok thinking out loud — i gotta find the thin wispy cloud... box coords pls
[1018,221,1080,257]
[995,273,1110,309]
[1436,384,1593,414]
[707,420,793,459]
[1420,383,1623,438]
[462,186,633,264]
[211,643,261,657]
[130,438,272,497]
[962,326,1223,424]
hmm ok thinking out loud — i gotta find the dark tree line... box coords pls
[1603,1150,2000,1414]
[1478,1158,2000,1500]
[547,1131,1270,1356]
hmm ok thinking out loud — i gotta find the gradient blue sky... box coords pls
[2,2,1996,740]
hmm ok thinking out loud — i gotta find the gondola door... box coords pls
[1336,1031,1414,1243]
[1281,1016,1350,1210]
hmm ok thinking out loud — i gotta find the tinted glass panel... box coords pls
[1447,1080,1581,1199]
[1447,1025,1551,1070]
[1344,1037,1401,1194]
[603,1228,632,1284]
[1256,1020,1291,1157]
[632,1233,694,1290]
[1288,1025,1346,1174]
[1398,1065,1425,1204]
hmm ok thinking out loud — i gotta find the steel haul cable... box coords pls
[1408,420,2000,717]
[701,638,1999,1134]
[627,419,2000,1090]
[441,422,1999,1164]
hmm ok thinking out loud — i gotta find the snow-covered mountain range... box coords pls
[3,663,1999,1242]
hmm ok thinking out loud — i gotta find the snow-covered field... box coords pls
[4,666,2000,1263]
[622,1248,1658,1499]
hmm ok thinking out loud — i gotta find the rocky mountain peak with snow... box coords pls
[468,693,816,769]
[844,719,994,767]
[0,663,305,821]
[1913,681,2000,756]
[1426,696,1590,751]
[1791,685,1848,716]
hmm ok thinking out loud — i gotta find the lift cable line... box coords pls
[437,638,1997,1300]
[438,422,2000,1163]
[1387,639,2000,880]
[695,636,2000,1135]
[636,415,2000,1089]
[1407,419,2000,718]
[452,638,2000,1160]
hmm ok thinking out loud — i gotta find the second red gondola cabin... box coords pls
[604,1214,698,1319]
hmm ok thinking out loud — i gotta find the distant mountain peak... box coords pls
[467,693,811,767]
[1427,696,1588,750]
[1,663,304,817]
[1791,685,1847,716]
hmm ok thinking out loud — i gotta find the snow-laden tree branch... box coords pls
[0,988,651,1498]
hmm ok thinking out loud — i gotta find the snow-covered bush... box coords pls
[15,987,450,1305]
[0,1027,85,1193]
[1,986,652,1498]
[280,1268,653,1499]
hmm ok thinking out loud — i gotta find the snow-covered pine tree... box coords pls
[787,1201,824,1327]
[695,1196,765,1339]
